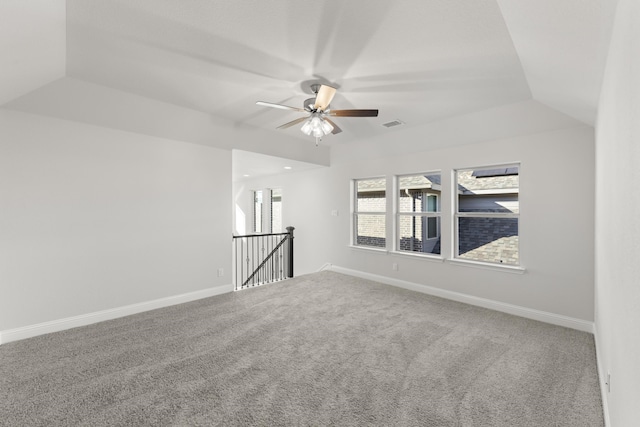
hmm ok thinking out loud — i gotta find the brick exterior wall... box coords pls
[458,217,518,265]
[356,214,386,248]
[357,190,386,212]
[271,200,282,233]
[356,190,386,248]
[399,192,423,251]
[356,235,386,248]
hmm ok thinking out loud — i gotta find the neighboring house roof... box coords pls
[357,171,517,195]
[358,175,442,193]
[399,175,441,191]
[457,170,519,195]
[356,178,386,192]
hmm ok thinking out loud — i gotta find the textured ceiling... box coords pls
[63,0,533,144]
[1,0,615,156]
[496,0,616,124]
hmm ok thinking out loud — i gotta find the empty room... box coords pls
[1,0,638,426]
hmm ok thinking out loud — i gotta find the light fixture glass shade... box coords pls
[300,119,313,135]
[321,119,334,135]
[301,113,333,137]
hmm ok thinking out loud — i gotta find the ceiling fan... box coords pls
[256,84,378,145]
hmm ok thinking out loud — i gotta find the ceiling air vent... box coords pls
[382,120,405,128]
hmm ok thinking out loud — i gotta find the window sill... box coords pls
[446,258,526,274]
[390,251,444,263]
[348,245,388,254]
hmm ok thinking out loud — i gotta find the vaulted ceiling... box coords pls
[1,0,616,155]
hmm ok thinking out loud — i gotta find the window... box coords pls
[252,188,282,234]
[253,190,263,233]
[270,188,282,233]
[354,178,386,248]
[455,165,519,265]
[397,173,441,255]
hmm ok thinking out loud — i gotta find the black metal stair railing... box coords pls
[232,226,294,291]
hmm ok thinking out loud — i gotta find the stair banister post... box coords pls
[286,226,295,278]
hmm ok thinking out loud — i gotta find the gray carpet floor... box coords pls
[0,271,603,426]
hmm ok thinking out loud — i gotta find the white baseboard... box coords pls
[324,264,594,333]
[593,327,611,427]
[0,284,233,345]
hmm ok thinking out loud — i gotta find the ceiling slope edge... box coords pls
[4,77,330,167]
[496,0,619,126]
[0,0,66,107]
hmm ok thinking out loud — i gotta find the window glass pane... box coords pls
[457,167,519,213]
[458,217,518,265]
[356,214,386,248]
[427,216,438,239]
[254,190,262,233]
[426,195,437,213]
[356,178,386,212]
[399,174,441,213]
[398,215,441,254]
[271,189,282,233]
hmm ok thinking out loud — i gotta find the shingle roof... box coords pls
[356,171,518,194]
[356,178,386,192]
[357,175,441,193]
[457,170,519,194]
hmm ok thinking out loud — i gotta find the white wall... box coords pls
[595,0,640,424]
[0,110,231,331]
[0,0,66,105]
[235,124,595,322]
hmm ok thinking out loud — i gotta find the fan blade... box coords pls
[328,109,379,117]
[256,101,305,112]
[313,85,337,111]
[324,118,343,135]
[276,116,308,130]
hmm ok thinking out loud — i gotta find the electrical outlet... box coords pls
[606,372,611,393]
[331,209,339,216]
[217,268,224,277]
[392,263,399,271]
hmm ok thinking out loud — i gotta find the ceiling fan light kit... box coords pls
[301,112,334,145]
[256,84,378,145]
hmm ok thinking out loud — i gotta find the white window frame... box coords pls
[252,188,283,234]
[352,177,387,249]
[395,172,442,257]
[453,164,520,267]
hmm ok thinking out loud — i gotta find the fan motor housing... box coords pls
[303,97,316,111]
